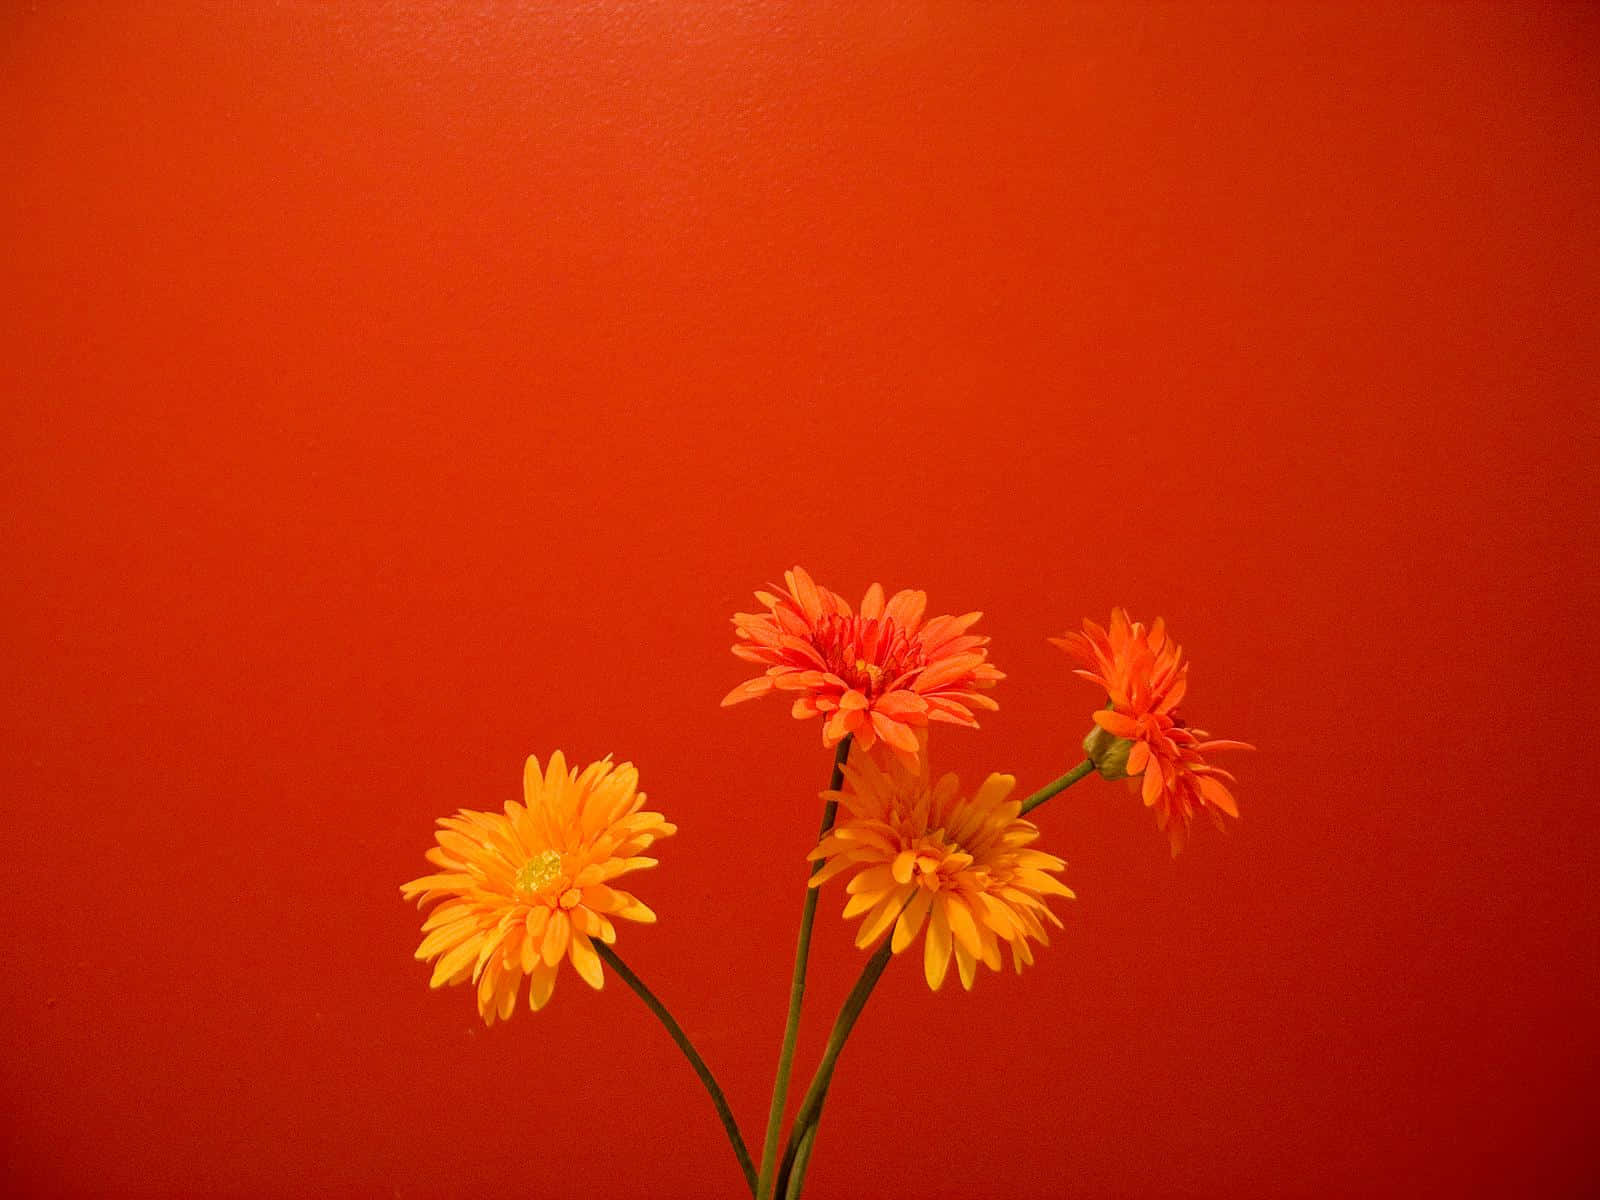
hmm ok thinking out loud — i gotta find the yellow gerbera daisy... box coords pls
[808,752,1073,991]
[401,752,674,1024]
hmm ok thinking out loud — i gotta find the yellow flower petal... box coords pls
[568,931,604,990]
[541,909,570,967]
[944,896,984,959]
[527,961,557,1010]
[955,945,978,991]
[891,889,933,953]
[853,888,911,948]
[924,901,953,991]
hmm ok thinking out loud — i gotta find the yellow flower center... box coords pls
[907,832,967,889]
[855,659,885,689]
[515,849,564,896]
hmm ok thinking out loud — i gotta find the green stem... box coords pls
[1019,758,1094,815]
[595,942,757,1197]
[776,936,895,1198]
[784,1121,820,1200]
[755,735,854,1200]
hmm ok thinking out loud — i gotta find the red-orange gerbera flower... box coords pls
[1055,609,1252,855]
[401,752,673,1024]
[1049,607,1186,717]
[720,566,1002,764]
[808,751,1072,990]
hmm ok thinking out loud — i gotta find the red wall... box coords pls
[4,4,1596,1196]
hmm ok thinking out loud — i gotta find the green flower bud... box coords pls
[1082,723,1133,780]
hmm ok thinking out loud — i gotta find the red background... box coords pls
[4,3,1596,1197]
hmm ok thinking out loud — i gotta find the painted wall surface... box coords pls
[4,4,1596,1197]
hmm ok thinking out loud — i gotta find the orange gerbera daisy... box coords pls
[401,752,673,1024]
[1056,609,1252,855]
[1049,607,1186,717]
[720,566,1003,764]
[807,752,1072,990]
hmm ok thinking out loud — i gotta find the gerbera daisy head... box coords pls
[720,566,1003,765]
[1059,608,1254,854]
[400,752,673,1024]
[807,753,1073,991]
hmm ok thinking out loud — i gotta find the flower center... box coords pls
[812,614,923,697]
[515,849,564,896]
[905,831,969,889]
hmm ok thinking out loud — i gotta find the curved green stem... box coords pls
[783,1121,820,1200]
[776,936,895,1198]
[595,942,756,1196]
[1019,759,1094,815]
[755,736,854,1200]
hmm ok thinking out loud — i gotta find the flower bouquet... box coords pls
[401,567,1252,1197]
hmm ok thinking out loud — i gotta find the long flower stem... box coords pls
[1020,758,1094,815]
[595,942,757,1197]
[776,935,894,1198]
[755,735,854,1200]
